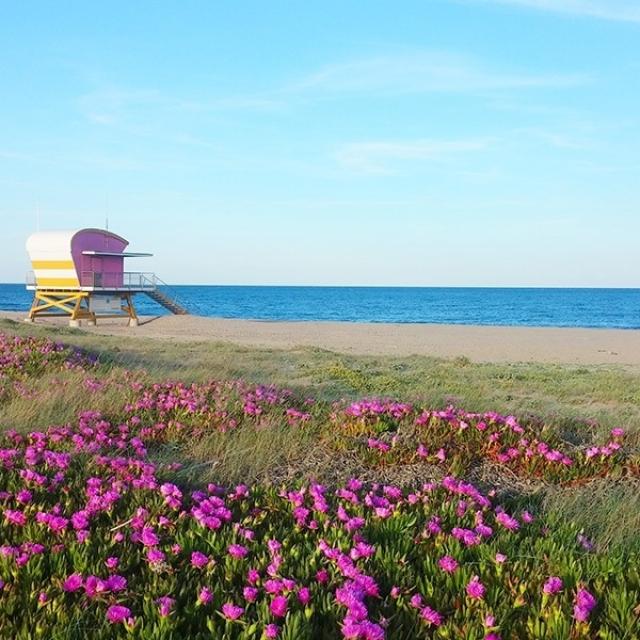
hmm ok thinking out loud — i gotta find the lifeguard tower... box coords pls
[25,228,187,326]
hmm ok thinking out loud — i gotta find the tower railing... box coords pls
[25,271,158,291]
[78,272,158,290]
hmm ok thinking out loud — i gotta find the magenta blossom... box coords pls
[265,623,280,638]
[198,587,213,605]
[156,596,175,617]
[270,595,288,618]
[106,604,132,624]
[438,555,459,573]
[3,509,27,526]
[466,575,486,600]
[221,602,244,620]
[62,573,83,592]
[191,551,209,568]
[228,544,249,559]
[140,526,159,547]
[574,588,597,622]
[543,576,563,595]
[421,605,443,626]
[298,586,311,605]
[495,512,520,532]
[243,586,259,602]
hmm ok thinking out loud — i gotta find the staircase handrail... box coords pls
[141,275,199,316]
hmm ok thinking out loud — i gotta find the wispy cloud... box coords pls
[465,0,640,24]
[336,138,492,174]
[78,88,164,125]
[78,87,285,128]
[513,126,593,149]
[78,50,589,130]
[295,51,589,95]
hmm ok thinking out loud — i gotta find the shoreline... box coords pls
[2,310,640,365]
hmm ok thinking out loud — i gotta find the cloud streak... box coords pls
[336,138,492,174]
[295,51,589,95]
[466,0,640,24]
[78,87,285,128]
[79,50,589,130]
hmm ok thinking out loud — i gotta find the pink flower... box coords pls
[147,548,165,565]
[543,576,563,595]
[140,526,159,547]
[438,555,458,573]
[191,551,209,568]
[316,569,329,584]
[420,606,443,626]
[16,489,32,504]
[466,575,486,600]
[243,586,259,602]
[62,573,83,592]
[106,604,132,624]
[84,575,106,598]
[221,602,244,620]
[578,533,595,552]
[574,588,597,622]
[270,595,288,618]
[495,512,519,532]
[298,587,311,605]
[3,509,27,526]
[198,587,213,605]
[104,575,127,592]
[265,623,280,638]
[228,544,249,559]
[494,552,507,564]
[156,596,175,617]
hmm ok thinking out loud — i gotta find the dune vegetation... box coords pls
[1,321,639,638]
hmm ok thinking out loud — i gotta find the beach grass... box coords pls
[2,318,639,555]
[1,317,639,442]
[1,323,640,637]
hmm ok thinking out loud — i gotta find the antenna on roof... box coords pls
[105,193,109,230]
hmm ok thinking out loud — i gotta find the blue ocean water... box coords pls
[1,284,639,329]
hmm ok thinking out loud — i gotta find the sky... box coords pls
[1,0,639,286]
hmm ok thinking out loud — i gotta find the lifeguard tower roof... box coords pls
[26,228,153,292]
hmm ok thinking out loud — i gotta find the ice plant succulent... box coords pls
[0,332,638,638]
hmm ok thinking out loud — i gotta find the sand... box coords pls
[3,310,640,365]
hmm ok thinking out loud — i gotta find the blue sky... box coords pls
[1,0,639,286]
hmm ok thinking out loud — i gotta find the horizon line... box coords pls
[1,282,639,290]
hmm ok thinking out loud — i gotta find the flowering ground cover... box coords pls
[0,333,94,399]
[1,333,639,638]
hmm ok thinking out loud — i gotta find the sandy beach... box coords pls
[2,310,640,365]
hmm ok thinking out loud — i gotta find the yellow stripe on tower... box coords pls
[36,277,80,288]
[31,260,76,270]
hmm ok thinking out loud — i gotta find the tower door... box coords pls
[91,256,103,287]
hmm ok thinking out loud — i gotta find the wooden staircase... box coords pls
[145,288,189,315]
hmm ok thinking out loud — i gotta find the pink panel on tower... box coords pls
[71,229,129,288]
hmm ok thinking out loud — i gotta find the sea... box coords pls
[1,284,640,329]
